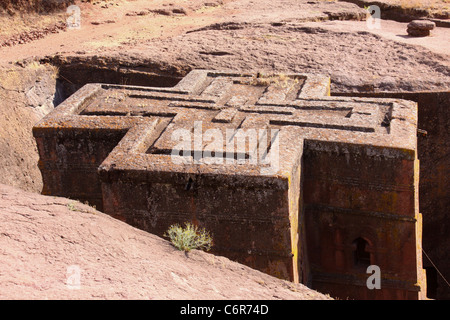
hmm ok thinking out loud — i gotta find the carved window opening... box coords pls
[353,237,371,267]
[425,266,438,299]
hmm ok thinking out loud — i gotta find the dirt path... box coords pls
[0,0,234,64]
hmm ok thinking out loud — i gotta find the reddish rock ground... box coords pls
[0,183,331,300]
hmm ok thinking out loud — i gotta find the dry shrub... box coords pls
[165,223,213,252]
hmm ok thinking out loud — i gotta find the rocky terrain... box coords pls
[341,0,450,20]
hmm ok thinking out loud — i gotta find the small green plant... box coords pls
[67,202,78,211]
[66,201,97,214]
[165,222,213,252]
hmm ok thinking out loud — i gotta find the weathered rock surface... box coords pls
[0,63,58,193]
[407,20,436,37]
[0,183,331,300]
